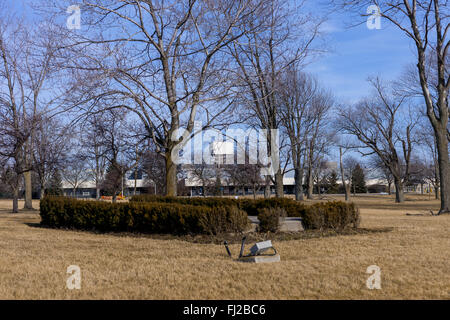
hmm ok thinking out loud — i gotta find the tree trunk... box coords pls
[40,186,45,200]
[12,186,19,213]
[345,184,351,200]
[435,132,450,213]
[317,179,321,197]
[294,167,304,201]
[339,148,350,201]
[307,168,313,199]
[435,185,439,200]
[165,153,177,197]
[23,135,33,209]
[264,176,271,198]
[387,182,392,195]
[96,187,100,200]
[275,171,284,198]
[394,177,404,203]
[23,171,33,209]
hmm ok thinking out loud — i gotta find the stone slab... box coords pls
[237,254,281,263]
[247,216,304,232]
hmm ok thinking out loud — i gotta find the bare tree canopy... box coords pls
[1,0,447,215]
[338,77,418,202]
[42,0,269,196]
[227,0,326,198]
[278,68,334,200]
[332,0,449,212]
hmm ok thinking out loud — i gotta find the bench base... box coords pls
[237,254,280,263]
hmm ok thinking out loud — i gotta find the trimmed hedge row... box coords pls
[130,195,238,207]
[130,195,360,231]
[130,195,306,217]
[40,196,250,235]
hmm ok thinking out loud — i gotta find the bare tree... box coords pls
[304,93,335,199]
[313,159,334,198]
[43,0,266,197]
[343,156,359,197]
[368,155,394,195]
[0,3,72,211]
[121,121,151,197]
[418,122,441,199]
[102,162,126,201]
[241,164,266,199]
[338,148,358,201]
[223,148,266,199]
[0,109,31,213]
[334,0,449,212]
[32,116,69,199]
[0,15,37,212]
[228,0,325,198]
[189,160,216,197]
[21,25,62,209]
[142,149,166,195]
[79,115,108,200]
[0,156,24,212]
[62,153,90,197]
[338,78,417,203]
[99,110,133,202]
[279,69,333,200]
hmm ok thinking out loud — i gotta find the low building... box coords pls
[62,175,152,198]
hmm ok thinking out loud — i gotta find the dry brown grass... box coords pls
[0,195,449,300]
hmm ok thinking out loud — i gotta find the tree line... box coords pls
[0,0,448,214]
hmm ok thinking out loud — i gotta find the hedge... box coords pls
[129,195,360,231]
[239,197,306,217]
[301,201,360,231]
[257,207,287,233]
[40,196,250,235]
[130,195,306,217]
[40,196,360,234]
[130,195,237,207]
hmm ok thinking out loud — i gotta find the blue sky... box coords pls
[305,5,417,103]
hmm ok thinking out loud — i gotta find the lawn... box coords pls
[0,195,449,299]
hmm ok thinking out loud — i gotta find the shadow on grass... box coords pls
[24,222,41,228]
[25,222,394,245]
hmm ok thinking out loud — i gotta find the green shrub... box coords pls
[257,207,287,233]
[198,206,249,235]
[130,195,306,216]
[40,196,249,235]
[130,195,237,208]
[241,198,306,217]
[301,201,360,231]
[129,195,360,231]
